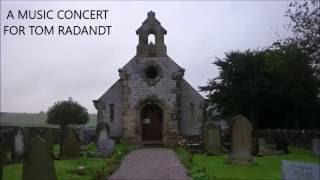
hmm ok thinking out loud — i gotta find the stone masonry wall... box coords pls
[180,79,205,136]
[97,80,123,138]
[253,129,320,149]
[120,56,183,144]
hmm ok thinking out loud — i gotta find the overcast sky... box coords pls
[1,1,291,114]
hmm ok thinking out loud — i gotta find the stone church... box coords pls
[93,11,205,145]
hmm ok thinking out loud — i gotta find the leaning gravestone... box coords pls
[61,128,80,159]
[228,115,253,165]
[97,124,115,156]
[312,139,320,157]
[204,121,222,155]
[22,132,56,180]
[281,160,320,180]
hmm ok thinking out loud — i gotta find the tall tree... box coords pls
[284,0,320,76]
[199,50,268,127]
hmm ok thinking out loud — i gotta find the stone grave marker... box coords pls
[14,128,25,157]
[22,132,56,180]
[258,138,266,156]
[97,124,115,156]
[228,115,253,165]
[61,128,80,159]
[281,160,320,180]
[204,121,222,155]
[312,139,320,157]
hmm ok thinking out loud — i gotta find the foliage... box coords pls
[200,44,319,129]
[175,147,209,180]
[200,50,267,126]
[284,0,320,68]
[175,146,318,180]
[3,143,137,180]
[200,0,320,129]
[47,99,89,127]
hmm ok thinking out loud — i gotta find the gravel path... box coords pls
[109,148,191,180]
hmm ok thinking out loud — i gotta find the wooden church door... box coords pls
[141,104,163,141]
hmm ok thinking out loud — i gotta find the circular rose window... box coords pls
[145,66,158,79]
[141,64,162,86]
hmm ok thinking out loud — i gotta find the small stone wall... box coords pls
[253,129,320,149]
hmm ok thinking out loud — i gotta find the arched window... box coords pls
[147,34,155,44]
[110,104,114,122]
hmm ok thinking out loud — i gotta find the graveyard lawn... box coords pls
[176,146,320,180]
[3,143,136,180]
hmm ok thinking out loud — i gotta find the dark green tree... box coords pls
[199,50,269,127]
[264,43,319,128]
[200,44,319,129]
[47,99,89,131]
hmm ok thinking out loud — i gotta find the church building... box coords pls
[93,11,205,145]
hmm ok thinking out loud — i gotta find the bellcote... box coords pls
[136,11,167,57]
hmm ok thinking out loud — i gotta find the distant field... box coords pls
[176,146,320,180]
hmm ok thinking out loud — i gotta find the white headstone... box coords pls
[97,129,115,156]
[98,129,108,141]
[258,138,266,155]
[281,160,320,180]
[14,129,24,156]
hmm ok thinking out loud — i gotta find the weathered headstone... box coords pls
[228,115,253,165]
[14,129,24,157]
[22,133,56,180]
[312,139,320,157]
[204,121,222,155]
[281,160,320,180]
[61,128,80,159]
[97,126,115,156]
[258,138,266,156]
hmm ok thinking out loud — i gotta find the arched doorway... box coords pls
[141,104,163,141]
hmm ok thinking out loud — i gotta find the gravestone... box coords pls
[281,160,320,180]
[22,133,56,180]
[204,121,221,155]
[97,125,115,156]
[61,128,80,159]
[258,138,266,156]
[228,115,253,165]
[14,129,24,157]
[312,139,320,157]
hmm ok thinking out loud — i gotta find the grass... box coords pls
[3,143,137,180]
[175,146,320,180]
